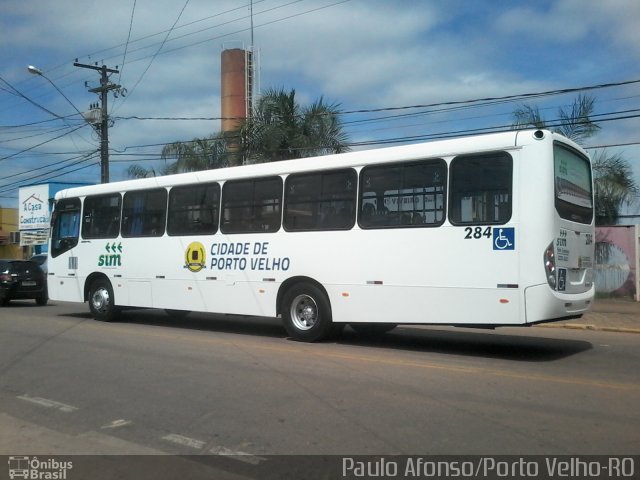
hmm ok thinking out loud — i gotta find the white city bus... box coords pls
[48,129,594,341]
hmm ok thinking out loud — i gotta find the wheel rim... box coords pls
[290,294,318,331]
[91,287,110,313]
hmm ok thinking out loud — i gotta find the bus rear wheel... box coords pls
[282,283,341,342]
[89,278,119,322]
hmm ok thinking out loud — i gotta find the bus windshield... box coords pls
[554,143,593,224]
[51,197,81,257]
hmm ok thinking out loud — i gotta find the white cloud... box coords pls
[495,0,640,58]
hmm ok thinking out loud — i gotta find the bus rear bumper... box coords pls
[524,283,594,324]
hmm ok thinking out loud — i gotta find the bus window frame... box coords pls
[121,188,168,238]
[81,193,122,239]
[283,168,357,232]
[553,142,594,225]
[358,158,447,229]
[448,151,513,226]
[221,176,283,234]
[167,182,221,236]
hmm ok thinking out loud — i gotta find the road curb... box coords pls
[536,323,640,334]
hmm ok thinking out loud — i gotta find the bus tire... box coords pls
[88,278,119,322]
[282,283,340,342]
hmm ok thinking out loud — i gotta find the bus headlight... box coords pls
[544,242,556,290]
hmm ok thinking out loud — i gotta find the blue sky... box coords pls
[1,0,639,211]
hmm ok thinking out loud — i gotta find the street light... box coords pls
[29,63,118,184]
[26,65,44,76]
[27,65,86,120]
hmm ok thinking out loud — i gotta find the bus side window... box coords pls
[359,159,446,229]
[448,152,512,225]
[221,177,282,234]
[167,183,220,236]
[121,189,168,238]
[284,168,356,231]
[82,193,121,239]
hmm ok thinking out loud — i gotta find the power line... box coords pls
[0,153,98,194]
[106,78,640,124]
[84,0,269,70]
[0,153,99,195]
[4,72,639,188]
[3,114,639,192]
[117,0,137,86]
[120,0,190,106]
[584,142,640,150]
[0,75,66,120]
[0,124,87,162]
[7,0,350,111]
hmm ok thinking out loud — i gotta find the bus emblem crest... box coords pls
[184,242,206,272]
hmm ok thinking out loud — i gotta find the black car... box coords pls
[0,259,48,306]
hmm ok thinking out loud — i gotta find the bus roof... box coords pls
[54,129,586,200]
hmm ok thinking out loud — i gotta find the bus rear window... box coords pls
[554,144,593,224]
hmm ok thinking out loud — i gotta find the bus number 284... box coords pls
[464,226,492,239]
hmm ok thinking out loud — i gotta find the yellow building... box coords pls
[0,208,23,259]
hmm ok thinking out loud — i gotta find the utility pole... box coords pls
[73,62,120,183]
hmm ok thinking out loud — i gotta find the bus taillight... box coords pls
[544,242,557,289]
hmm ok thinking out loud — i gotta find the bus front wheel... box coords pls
[89,278,118,322]
[282,283,341,342]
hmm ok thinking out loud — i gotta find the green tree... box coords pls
[591,150,639,225]
[128,88,349,177]
[512,95,637,224]
[512,94,601,143]
[128,133,230,179]
[239,87,350,164]
[161,134,229,173]
[126,164,170,179]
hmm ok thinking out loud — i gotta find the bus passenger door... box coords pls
[48,198,83,302]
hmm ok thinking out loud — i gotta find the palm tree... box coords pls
[512,94,600,143]
[126,164,173,179]
[127,133,230,179]
[512,95,637,224]
[127,89,350,177]
[160,134,230,173]
[239,87,350,164]
[591,150,639,225]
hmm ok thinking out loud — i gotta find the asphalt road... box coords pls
[1,300,638,461]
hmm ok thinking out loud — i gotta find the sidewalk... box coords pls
[539,297,640,334]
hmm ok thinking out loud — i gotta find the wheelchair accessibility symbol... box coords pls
[493,228,515,250]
